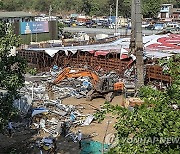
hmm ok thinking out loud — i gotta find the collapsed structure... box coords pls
[18,33,179,85]
[12,33,179,152]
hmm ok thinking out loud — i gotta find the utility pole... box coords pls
[115,0,119,34]
[49,5,52,21]
[134,0,144,89]
[129,0,135,54]
[109,5,112,24]
[110,5,112,18]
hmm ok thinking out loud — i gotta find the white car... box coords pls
[142,24,150,28]
[77,21,85,26]
[109,23,115,29]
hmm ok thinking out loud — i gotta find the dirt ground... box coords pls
[0,96,124,154]
[63,96,124,142]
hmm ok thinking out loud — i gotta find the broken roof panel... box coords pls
[145,51,173,58]
[26,34,180,58]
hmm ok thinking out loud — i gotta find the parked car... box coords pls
[166,23,180,31]
[109,23,116,29]
[145,24,155,30]
[176,24,180,31]
[142,22,150,28]
[77,21,85,26]
[63,19,71,27]
[154,23,166,30]
[91,23,97,28]
[86,21,96,28]
[102,21,110,28]
[96,20,104,26]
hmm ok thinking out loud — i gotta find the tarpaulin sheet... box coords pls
[94,50,110,56]
[80,140,109,154]
[120,48,129,59]
[27,34,180,58]
[146,34,180,51]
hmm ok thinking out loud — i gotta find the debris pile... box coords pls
[31,99,94,138]
[13,70,97,138]
[10,66,135,153]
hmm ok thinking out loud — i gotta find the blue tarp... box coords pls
[80,140,109,154]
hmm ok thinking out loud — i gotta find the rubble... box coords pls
[8,66,127,153]
[10,61,169,152]
[14,70,100,140]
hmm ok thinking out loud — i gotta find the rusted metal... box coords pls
[18,49,173,87]
[146,65,172,84]
[17,49,131,75]
[17,49,53,71]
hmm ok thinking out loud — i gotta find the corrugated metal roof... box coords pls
[0,11,35,18]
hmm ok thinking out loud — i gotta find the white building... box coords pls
[158,4,173,21]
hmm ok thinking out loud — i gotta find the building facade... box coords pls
[0,11,35,23]
[158,4,173,21]
[158,4,180,22]
[172,8,180,22]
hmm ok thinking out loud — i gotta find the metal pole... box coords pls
[110,5,112,25]
[135,0,144,89]
[49,5,52,21]
[31,33,32,43]
[129,0,135,54]
[102,120,111,153]
[115,0,119,34]
[110,5,112,17]
[32,83,34,100]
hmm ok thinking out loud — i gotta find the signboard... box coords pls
[20,21,49,34]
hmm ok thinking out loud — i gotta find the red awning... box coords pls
[94,50,110,56]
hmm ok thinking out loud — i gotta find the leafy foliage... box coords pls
[142,0,162,18]
[1,0,180,17]
[26,67,37,76]
[0,22,27,131]
[95,55,180,153]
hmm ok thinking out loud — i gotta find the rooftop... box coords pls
[172,8,180,13]
[161,4,173,6]
[0,11,35,19]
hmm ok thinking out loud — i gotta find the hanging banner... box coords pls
[20,21,49,34]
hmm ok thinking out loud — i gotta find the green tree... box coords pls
[0,23,27,131]
[142,0,162,18]
[82,0,92,15]
[162,0,180,8]
[106,0,132,17]
[1,0,16,11]
[89,0,101,16]
[32,0,50,12]
[1,0,180,17]
[0,0,3,10]
[95,55,180,153]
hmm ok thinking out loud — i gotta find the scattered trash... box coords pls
[82,115,94,126]
[32,108,49,117]
[11,66,145,152]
